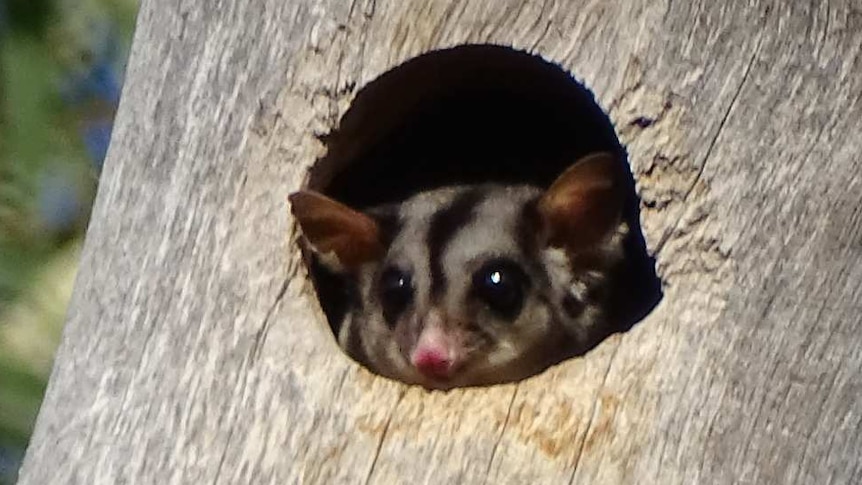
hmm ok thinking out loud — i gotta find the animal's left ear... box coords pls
[537,152,626,252]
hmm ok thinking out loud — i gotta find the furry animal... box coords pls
[289,152,628,390]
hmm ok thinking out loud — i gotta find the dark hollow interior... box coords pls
[305,44,662,371]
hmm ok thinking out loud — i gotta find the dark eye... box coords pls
[471,259,529,320]
[378,267,413,327]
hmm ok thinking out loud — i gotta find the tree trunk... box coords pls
[18,1,862,484]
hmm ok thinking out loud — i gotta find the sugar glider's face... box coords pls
[357,186,572,389]
[289,152,626,389]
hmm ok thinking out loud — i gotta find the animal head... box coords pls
[290,152,627,389]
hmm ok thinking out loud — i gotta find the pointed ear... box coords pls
[537,152,626,252]
[289,190,384,269]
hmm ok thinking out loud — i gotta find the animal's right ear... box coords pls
[289,190,384,270]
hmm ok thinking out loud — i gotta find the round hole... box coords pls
[298,44,661,388]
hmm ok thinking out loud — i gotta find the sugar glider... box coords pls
[289,153,628,390]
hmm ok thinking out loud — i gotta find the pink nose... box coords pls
[412,348,452,379]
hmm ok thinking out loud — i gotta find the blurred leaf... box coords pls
[0,32,92,303]
[0,355,46,449]
[3,0,56,37]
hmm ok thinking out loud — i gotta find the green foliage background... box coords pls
[0,0,138,482]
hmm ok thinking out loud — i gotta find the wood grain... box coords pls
[18,1,862,483]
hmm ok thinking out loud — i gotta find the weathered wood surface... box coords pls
[18,0,862,483]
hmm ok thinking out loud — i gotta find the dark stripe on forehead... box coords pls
[427,188,485,298]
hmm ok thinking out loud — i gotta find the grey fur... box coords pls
[319,183,627,390]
